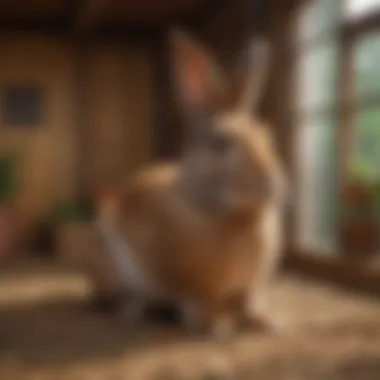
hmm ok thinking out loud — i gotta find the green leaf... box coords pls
[347,156,375,182]
[53,201,93,222]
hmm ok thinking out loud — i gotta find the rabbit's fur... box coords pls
[96,30,287,336]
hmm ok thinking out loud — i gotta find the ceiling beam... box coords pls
[183,0,230,28]
[70,0,108,36]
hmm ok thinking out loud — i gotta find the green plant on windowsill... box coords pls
[347,156,376,184]
[348,157,380,217]
[344,157,376,215]
[341,156,379,258]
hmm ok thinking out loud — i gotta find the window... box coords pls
[297,115,338,252]
[296,1,341,253]
[296,0,380,257]
[349,31,380,217]
[353,32,380,100]
[345,0,380,20]
[2,85,44,127]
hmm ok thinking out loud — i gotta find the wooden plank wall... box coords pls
[197,0,253,68]
[83,43,154,192]
[0,36,155,242]
[0,0,300,245]
[0,37,76,241]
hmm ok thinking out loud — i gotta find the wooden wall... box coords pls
[0,37,76,240]
[0,0,298,244]
[197,0,254,68]
[82,43,154,192]
[0,36,155,241]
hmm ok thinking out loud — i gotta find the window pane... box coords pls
[299,0,341,42]
[351,107,380,177]
[354,32,380,99]
[297,116,338,253]
[298,41,338,111]
[345,0,380,20]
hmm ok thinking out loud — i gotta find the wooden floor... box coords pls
[1,262,380,380]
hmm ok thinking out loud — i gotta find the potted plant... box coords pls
[339,157,379,259]
[55,187,124,306]
[54,197,94,266]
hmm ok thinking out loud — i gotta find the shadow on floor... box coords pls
[1,263,380,380]
[0,297,192,364]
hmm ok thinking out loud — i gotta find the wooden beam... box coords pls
[183,0,230,28]
[71,0,108,36]
[0,19,66,36]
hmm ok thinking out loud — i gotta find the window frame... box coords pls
[292,0,380,263]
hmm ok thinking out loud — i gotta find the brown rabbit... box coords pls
[95,29,287,337]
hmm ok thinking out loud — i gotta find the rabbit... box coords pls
[94,29,288,337]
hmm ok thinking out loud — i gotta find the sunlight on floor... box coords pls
[1,261,380,380]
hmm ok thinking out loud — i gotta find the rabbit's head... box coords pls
[171,30,287,216]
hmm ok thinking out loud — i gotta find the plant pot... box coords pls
[344,179,374,206]
[54,200,94,266]
[54,197,124,296]
[340,218,379,258]
[340,180,379,258]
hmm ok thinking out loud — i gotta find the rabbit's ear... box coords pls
[232,38,271,113]
[170,29,225,112]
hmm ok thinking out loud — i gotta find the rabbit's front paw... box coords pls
[181,300,234,340]
[238,312,285,335]
[188,317,235,341]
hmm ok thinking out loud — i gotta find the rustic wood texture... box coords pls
[101,0,207,24]
[84,43,154,191]
[0,37,155,242]
[0,0,67,20]
[71,0,108,36]
[0,0,213,27]
[0,37,76,242]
